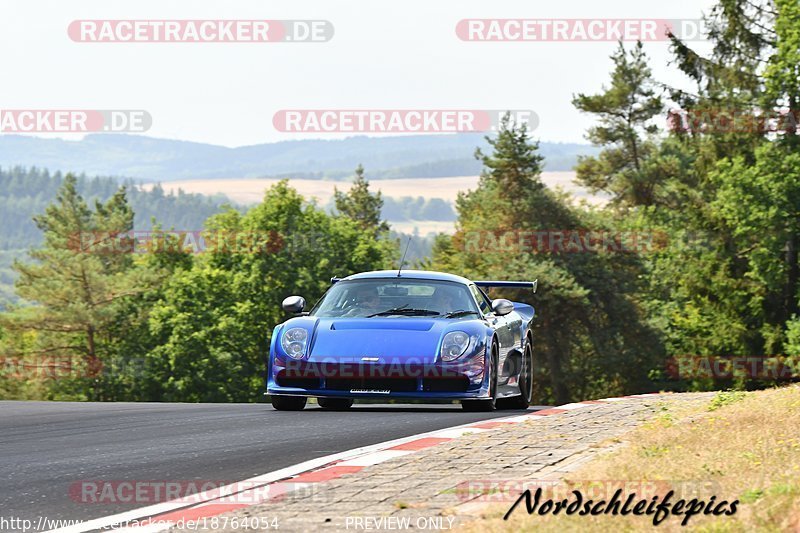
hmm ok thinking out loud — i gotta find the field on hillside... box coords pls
[142,172,606,235]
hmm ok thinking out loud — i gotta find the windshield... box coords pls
[310,279,480,318]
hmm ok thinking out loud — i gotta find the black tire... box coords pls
[462,343,498,411]
[271,395,307,411]
[500,337,533,410]
[317,397,354,410]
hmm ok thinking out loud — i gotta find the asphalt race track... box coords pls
[0,401,542,524]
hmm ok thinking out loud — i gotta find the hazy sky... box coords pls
[1,0,715,147]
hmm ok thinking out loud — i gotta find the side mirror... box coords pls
[282,296,306,314]
[491,298,514,316]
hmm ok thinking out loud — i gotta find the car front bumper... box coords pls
[267,359,490,400]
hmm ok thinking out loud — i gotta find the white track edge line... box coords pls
[44,411,531,533]
[46,395,662,533]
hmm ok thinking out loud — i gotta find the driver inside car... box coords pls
[342,286,382,317]
[435,286,471,315]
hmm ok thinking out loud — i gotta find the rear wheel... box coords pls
[271,395,307,411]
[317,398,354,410]
[462,343,498,412]
[501,338,533,410]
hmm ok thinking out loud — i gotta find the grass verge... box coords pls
[463,385,800,532]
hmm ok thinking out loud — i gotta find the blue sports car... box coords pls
[267,270,537,411]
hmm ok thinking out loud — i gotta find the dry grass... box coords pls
[463,385,800,532]
[142,176,484,207]
[140,172,607,236]
[141,173,592,205]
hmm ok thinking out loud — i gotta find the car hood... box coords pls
[282,316,481,364]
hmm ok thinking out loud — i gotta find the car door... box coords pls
[469,284,514,379]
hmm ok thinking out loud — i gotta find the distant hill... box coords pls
[0,134,597,182]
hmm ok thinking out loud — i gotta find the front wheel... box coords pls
[271,395,307,411]
[317,398,354,410]
[500,339,533,410]
[462,343,498,412]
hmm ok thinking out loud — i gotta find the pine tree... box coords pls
[473,113,545,216]
[1,175,156,399]
[333,165,390,236]
[437,119,663,404]
[572,41,664,206]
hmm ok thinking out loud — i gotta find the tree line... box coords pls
[0,167,228,251]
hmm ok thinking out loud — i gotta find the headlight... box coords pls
[441,331,471,361]
[281,327,308,359]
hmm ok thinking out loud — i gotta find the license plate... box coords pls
[350,389,390,394]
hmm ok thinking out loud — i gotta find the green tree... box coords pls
[667,0,775,168]
[670,0,774,105]
[572,42,664,207]
[473,114,545,216]
[644,0,800,363]
[711,143,800,348]
[334,165,390,235]
[762,0,800,322]
[0,175,160,399]
[141,181,394,402]
[435,119,662,404]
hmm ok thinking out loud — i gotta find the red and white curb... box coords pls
[47,394,661,533]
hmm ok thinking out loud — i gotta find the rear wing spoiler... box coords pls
[475,280,537,293]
